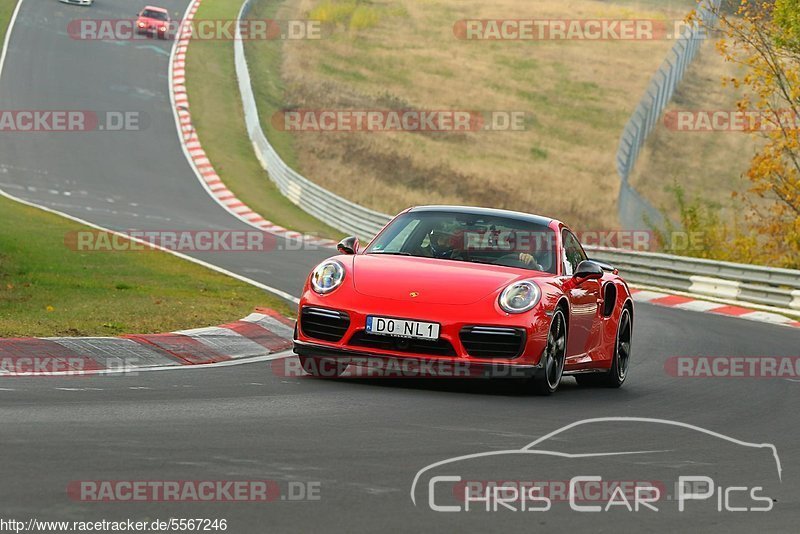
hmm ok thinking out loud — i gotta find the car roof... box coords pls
[142,6,169,12]
[406,205,557,228]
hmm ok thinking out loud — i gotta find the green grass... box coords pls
[0,0,290,337]
[308,1,381,30]
[319,61,369,83]
[0,196,292,337]
[185,0,342,240]
[0,0,16,45]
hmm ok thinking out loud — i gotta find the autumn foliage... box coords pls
[711,0,800,267]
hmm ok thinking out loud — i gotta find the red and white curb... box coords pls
[0,308,295,377]
[169,0,336,249]
[631,288,800,329]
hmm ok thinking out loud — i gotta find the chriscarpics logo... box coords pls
[411,418,781,516]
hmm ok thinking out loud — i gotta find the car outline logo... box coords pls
[409,416,783,506]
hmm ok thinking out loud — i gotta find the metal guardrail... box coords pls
[233,0,800,313]
[587,247,800,312]
[234,0,391,241]
[616,0,721,230]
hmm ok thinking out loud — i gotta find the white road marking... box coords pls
[0,351,293,378]
[1,188,301,303]
[0,0,25,85]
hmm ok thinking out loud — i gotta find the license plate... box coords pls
[365,316,440,340]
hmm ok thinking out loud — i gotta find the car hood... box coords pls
[351,254,530,305]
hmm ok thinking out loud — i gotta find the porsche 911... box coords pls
[293,205,634,395]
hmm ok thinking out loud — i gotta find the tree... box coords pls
[713,0,800,267]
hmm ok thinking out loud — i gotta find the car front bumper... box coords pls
[293,339,544,379]
[296,287,554,360]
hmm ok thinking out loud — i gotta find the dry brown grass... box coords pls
[628,40,757,219]
[249,0,739,229]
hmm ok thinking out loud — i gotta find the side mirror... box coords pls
[573,260,603,281]
[590,259,618,275]
[337,236,359,255]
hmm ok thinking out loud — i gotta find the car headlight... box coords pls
[499,280,541,314]
[311,260,345,294]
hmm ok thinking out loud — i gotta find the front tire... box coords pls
[531,309,567,396]
[576,307,631,388]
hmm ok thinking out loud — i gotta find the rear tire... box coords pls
[531,309,567,396]
[298,356,348,378]
[576,307,631,388]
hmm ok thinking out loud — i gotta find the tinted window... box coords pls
[142,10,169,21]
[365,211,557,273]
[561,230,587,276]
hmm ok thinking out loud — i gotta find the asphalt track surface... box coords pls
[0,1,798,532]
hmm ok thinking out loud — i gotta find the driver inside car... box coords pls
[423,227,461,259]
[420,225,543,269]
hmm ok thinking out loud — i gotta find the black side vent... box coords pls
[300,307,350,342]
[603,283,617,317]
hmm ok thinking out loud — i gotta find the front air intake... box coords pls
[300,307,350,342]
[459,326,525,359]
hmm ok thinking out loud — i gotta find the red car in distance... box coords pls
[293,206,634,395]
[135,6,171,39]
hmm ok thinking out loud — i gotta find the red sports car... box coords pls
[293,206,634,395]
[135,6,171,39]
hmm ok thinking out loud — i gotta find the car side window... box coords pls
[381,219,421,252]
[562,230,587,276]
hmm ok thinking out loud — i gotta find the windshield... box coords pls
[141,9,169,21]
[364,211,557,273]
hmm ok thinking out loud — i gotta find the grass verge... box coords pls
[0,196,291,337]
[0,0,290,337]
[0,0,16,45]
[185,0,342,240]
[628,43,755,222]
